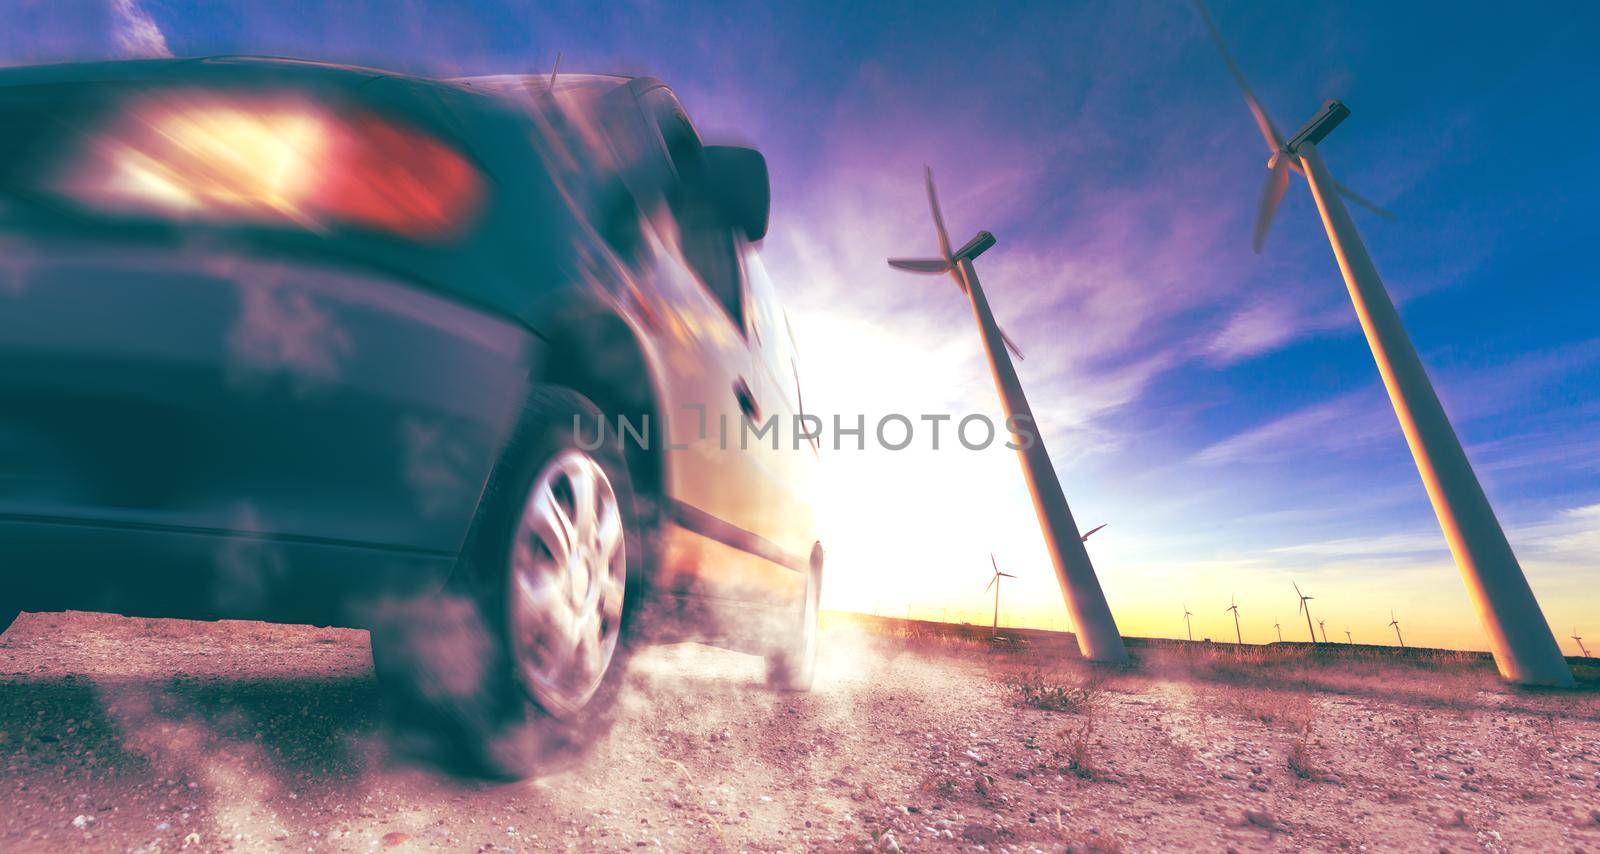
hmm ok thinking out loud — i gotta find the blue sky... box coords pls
[6,0,1598,649]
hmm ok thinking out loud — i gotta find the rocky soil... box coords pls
[3,611,1599,852]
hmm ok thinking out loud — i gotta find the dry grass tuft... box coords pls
[1283,714,1338,784]
[1210,687,1316,731]
[1057,718,1100,780]
[1008,670,1102,714]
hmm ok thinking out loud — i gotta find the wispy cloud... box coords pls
[109,0,171,58]
[1193,387,1396,465]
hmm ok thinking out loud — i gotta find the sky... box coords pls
[4,0,1598,652]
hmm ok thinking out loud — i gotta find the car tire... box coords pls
[767,544,822,692]
[370,386,641,779]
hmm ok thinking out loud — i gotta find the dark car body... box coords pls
[0,57,819,650]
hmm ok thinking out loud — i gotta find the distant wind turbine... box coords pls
[1273,621,1282,643]
[1196,0,1572,687]
[1345,628,1353,645]
[1318,619,1329,644]
[1225,595,1243,647]
[986,554,1016,637]
[1572,629,1589,659]
[1294,582,1317,644]
[890,168,1126,664]
[1182,603,1194,642]
[1388,610,1405,649]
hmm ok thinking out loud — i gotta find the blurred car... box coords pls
[0,57,821,776]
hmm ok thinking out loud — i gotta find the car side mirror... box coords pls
[703,145,770,241]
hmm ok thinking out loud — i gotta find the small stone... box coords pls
[71,815,93,830]
[961,823,999,844]
[383,831,412,846]
[1242,809,1279,830]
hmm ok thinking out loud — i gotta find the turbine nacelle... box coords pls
[986,553,1016,591]
[887,168,1024,360]
[1195,0,1393,253]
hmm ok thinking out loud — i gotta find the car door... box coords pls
[742,249,818,565]
[615,85,804,603]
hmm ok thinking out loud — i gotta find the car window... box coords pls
[643,89,745,332]
[746,257,798,404]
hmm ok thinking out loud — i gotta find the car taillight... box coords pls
[56,95,482,240]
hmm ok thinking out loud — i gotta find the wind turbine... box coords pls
[1345,628,1353,645]
[1294,582,1317,644]
[1182,603,1194,642]
[1573,629,1590,659]
[1196,0,1572,688]
[1388,610,1405,649]
[1225,595,1243,647]
[890,168,1127,664]
[1318,619,1329,644]
[986,554,1016,636]
[1273,621,1282,643]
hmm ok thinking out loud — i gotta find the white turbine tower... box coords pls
[1196,0,1571,687]
[986,554,1017,637]
[890,168,1127,664]
[1388,610,1406,649]
[1225,595,1243,647]
[1294,582,1317,644]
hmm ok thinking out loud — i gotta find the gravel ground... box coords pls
[3,611,1600,852]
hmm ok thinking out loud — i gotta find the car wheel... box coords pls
[371,387,640,779]
[767,544,822,692]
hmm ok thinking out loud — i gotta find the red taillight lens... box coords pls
[57,95,483,240]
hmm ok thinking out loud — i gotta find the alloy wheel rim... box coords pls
[507,449,626,719]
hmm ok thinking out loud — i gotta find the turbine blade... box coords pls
[1252,157,1292,254]
[999,325,1025,361]
[991,553,999,572]
[1293,581,1302,597]
[1193,0,1284,152]
[1332,179,1396,219]
[924,165,953,261]
[888,258,952,274]
[985,575,997,592]
[1080,523,1108,542]
[999,572,1016,578]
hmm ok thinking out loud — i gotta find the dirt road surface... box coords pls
[3,611,1600,852]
